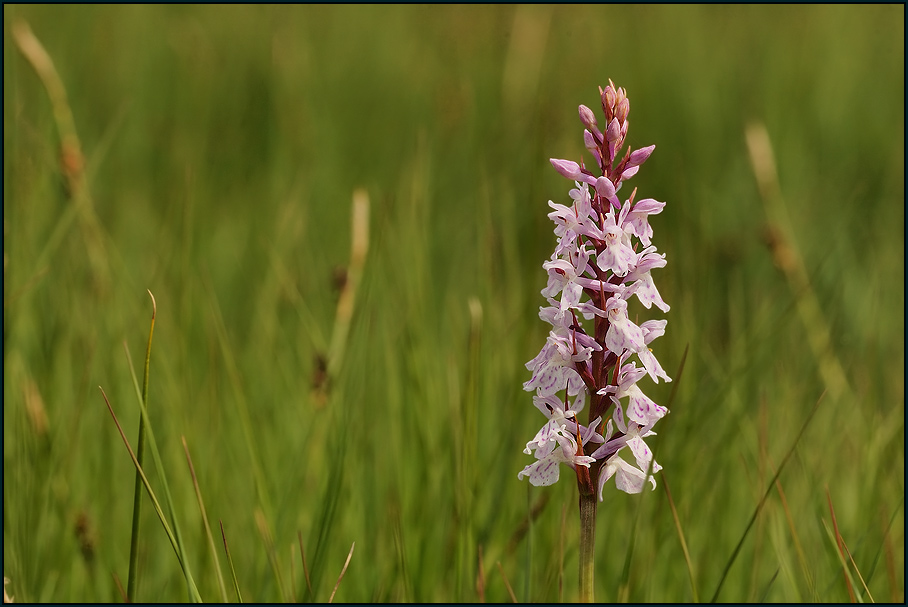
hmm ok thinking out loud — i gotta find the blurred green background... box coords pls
[3,4,903,603]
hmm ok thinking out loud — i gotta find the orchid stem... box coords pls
[579,492,597,602]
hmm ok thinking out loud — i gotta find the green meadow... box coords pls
[3,5,903,603]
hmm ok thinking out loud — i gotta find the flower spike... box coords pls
[520,82,670,498]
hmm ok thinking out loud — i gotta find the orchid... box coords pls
[521,82,673,601]
[519,82,672,536]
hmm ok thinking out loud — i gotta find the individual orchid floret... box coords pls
[623,197,664,246]
[637,345,672,384]
[626,251,670,313]
[603,297,671,383]
[597,362,667,427]
[523,401,582,457]
[639,320,672,383]
[525,393,602,461]
[591,408,661,495]
[533,390,586,417]
[641,319,668,345]
[595,205,636,276]
[523,327,590,397]
[518,431,596,487]
[542,258,588,314]
[598,452,657,496]
[604,296,646,355]
[547,183,599,256]
[538,301,568,328]
[569,182,597,221]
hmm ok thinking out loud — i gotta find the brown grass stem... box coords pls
[328,542,355,603]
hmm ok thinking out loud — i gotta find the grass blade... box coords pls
[662,473,699,602]
[298,531,313,599]
[825,488,871,602]
[710,393,823,602]
[820,518,863,603]
[826,487,856,602]
[303,408,347,601]
[99,386,200,602]
[497,561,517,603]
[254,508,287,602]
[182,436,229,602]
[757,568,780,602]
[327,541,355,603]
[126,290,155,602]
[122,295,201,602]
[842,535,875,603]
[774,478,817,600]
[220,521,244,603]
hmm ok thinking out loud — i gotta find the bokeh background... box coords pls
[3,5,903,603]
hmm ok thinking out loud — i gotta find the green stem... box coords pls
[579,492,597,603]
[126,292,156,602]
[126,415,145,602]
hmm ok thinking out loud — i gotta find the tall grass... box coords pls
[4,5,904,602]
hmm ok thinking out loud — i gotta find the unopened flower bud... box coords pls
[605,118,621,143]
[550,158,596,185]
[578,105,598,130]
[595,176,621,209]
[584,129,598,153]
[584,131,604,171]
[616,86,627,107]
[594,176,615,198]
[628,144,655,167]
[603,85,617,116]
[550,158,582,180]
[616,98,630,123]
[620,166,640,181]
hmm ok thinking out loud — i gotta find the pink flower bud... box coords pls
[595,176,621,209]
[616,98,630,123]
[550,158,596,185]
[620,166,640,181]
[616,86,626,107]
[550,158,582,180]
[628,145,655,167]
[606,118,621,143]
[584,130,598,153]
[578,105,598,130]
[595,176,616,199]
[603,86,616,115]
